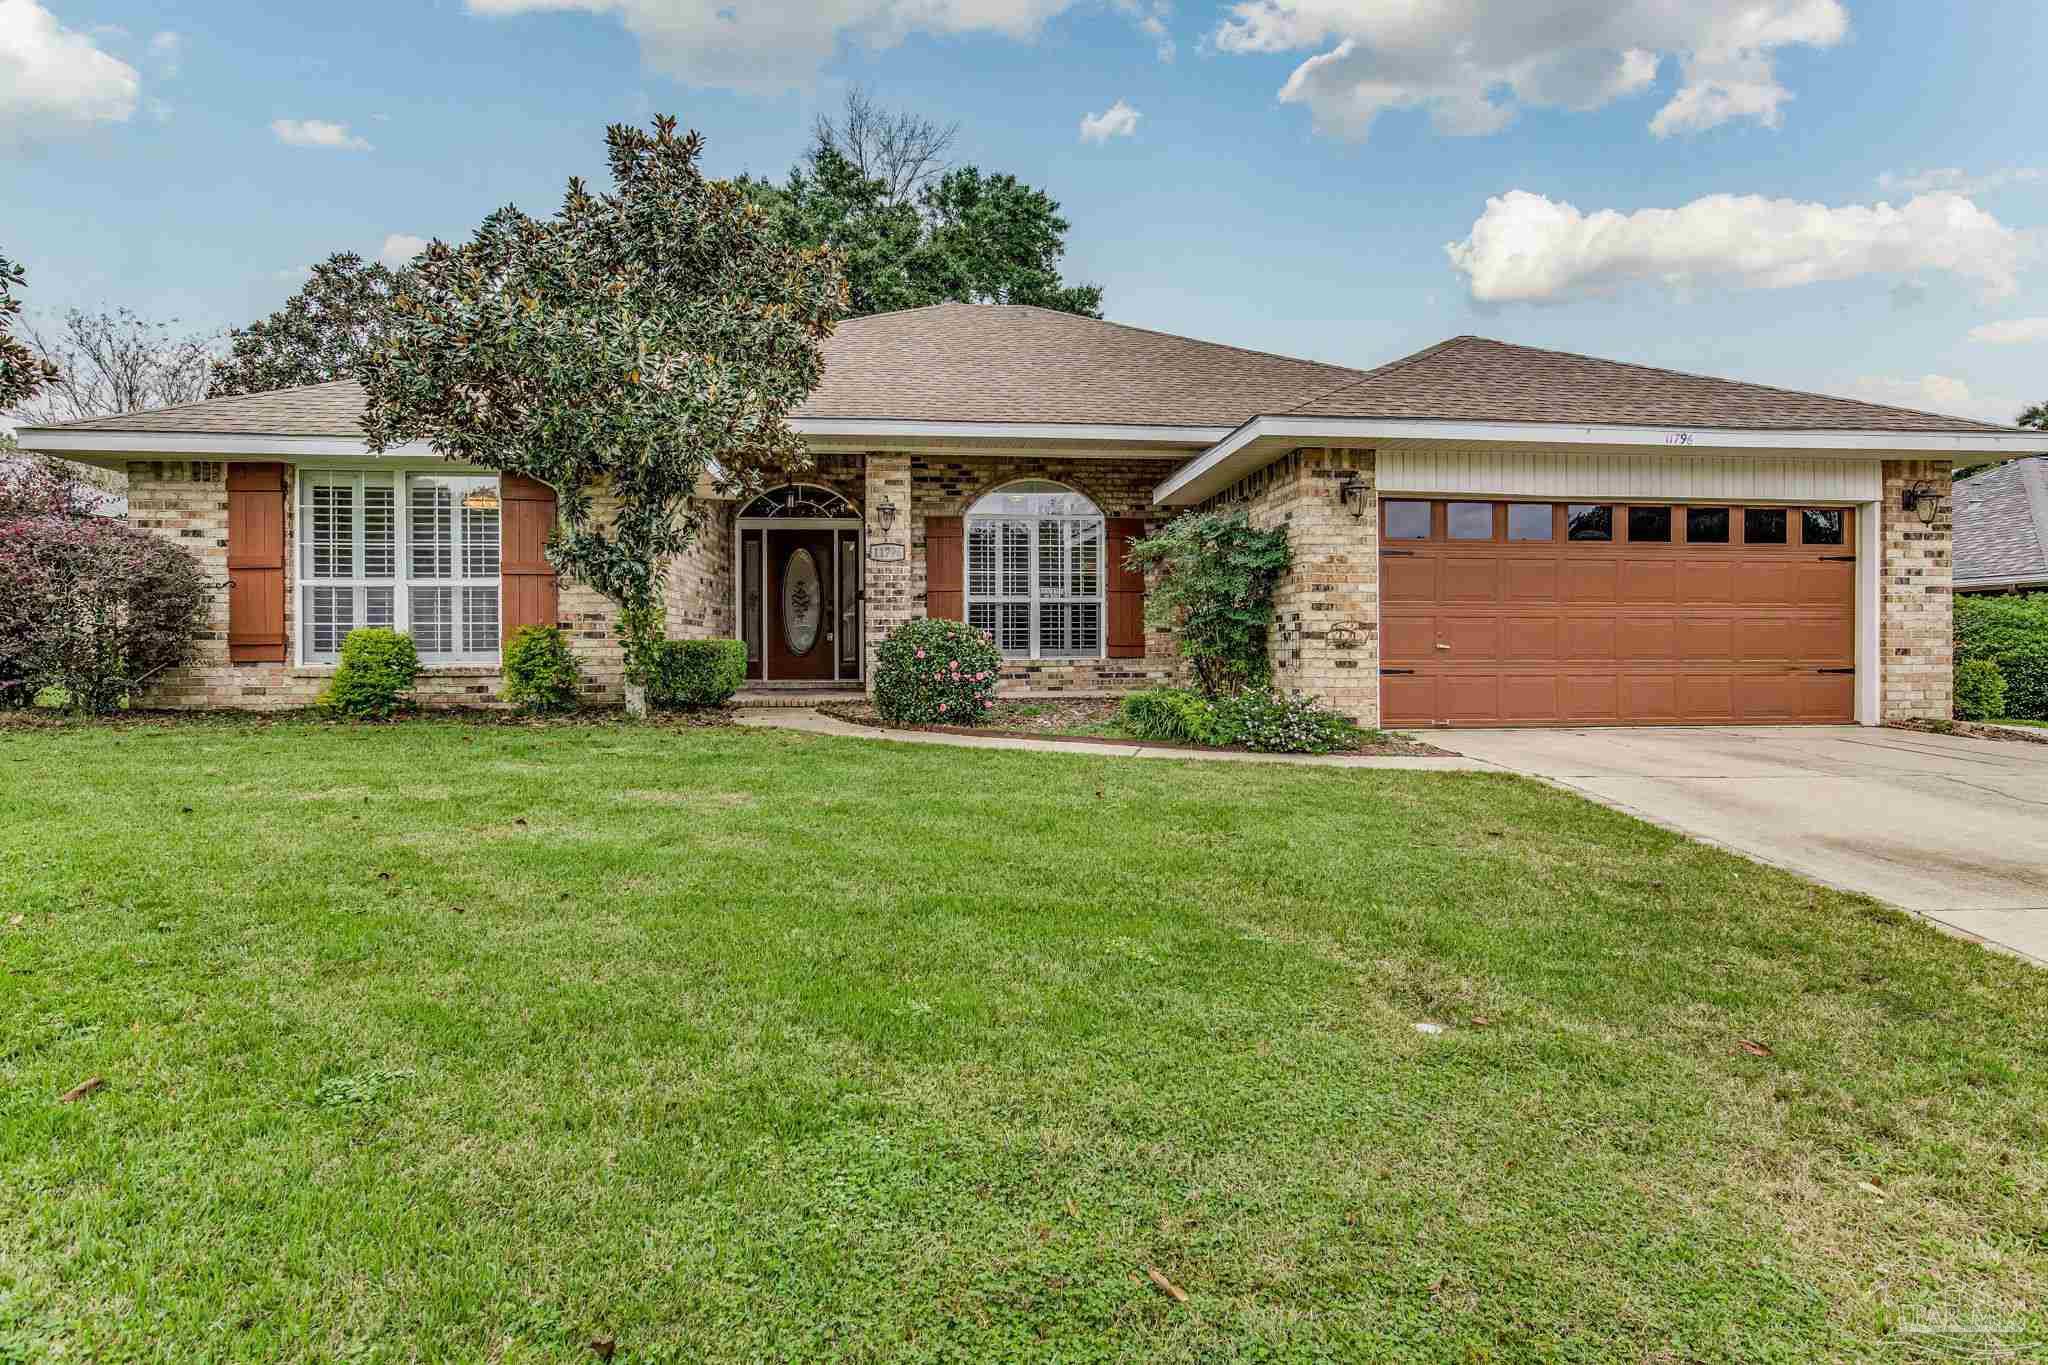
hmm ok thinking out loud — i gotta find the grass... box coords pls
[2,717,2045,1363]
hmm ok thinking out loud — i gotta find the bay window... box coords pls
[966,480,1103,659]
[297,471,501,665]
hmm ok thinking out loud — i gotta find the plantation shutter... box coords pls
[226,462,287,662]
[500,474,559,634]
[925,515,963,621]
[1105,517,1146,659]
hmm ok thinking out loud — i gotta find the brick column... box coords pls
[1879,458,1953,722]
[1243,447,1378,725]
[862,453,913,687]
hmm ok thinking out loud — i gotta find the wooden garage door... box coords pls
[1380,500,1856,727]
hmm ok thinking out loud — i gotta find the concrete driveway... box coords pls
[1431,726,2048,964]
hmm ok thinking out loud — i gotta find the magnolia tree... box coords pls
[359,117,846,707]
[1,251,59,411]
[211,252,412,396]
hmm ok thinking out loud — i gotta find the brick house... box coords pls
[19,303,2048,724]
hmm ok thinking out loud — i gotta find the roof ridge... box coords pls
[992,302,1374,378]
[1282,335,1481,416]
[1450,335,2018,434]
[35,377,361,431]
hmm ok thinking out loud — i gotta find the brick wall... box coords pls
[662,497,736,641]
[124,460,624,710]
[902,455,1186,693]
[1206,447,1379,725]
[1879,458,1954,721]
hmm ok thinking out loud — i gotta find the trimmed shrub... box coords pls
[1955,593,2048,720]
[1124,510,1292,698]
[1214,687,1358,754]
[1118,688,1220,745]
[873,618,1002,725]
[1954,658,2009,722]
[0,502,210,714]
[642,638,746,708]
[502,624,584,713]
[322,628,419,718]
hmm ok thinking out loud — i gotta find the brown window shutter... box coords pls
[1106,517,1147,658]
[226,463,287,662]
[500,474,560,634]
[925,515,963,621]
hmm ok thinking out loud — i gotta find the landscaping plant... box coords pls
[1955,592,2048,719]
[0,461,209,713]
[1117,687,1220,745]
[359,117,846,708]
[501,624,585,714]
[1124,509,1291,698]
[872,618,1002,724]
[321,628,420,719]
[641,636,747,708]
[1953,658,2009,722]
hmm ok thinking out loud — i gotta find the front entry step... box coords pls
[733,686,864,709]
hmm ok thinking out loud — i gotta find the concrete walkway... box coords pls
[1429,726,2048,965]
[732,707,1488,770]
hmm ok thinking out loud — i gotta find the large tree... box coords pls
[11,307,217,425]
[359,116,845,690]
[813,85,957,209]
[210,253,410,396]
[0,252,60,413]
[2021,401,2046,430]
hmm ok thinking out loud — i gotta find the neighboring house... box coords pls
[18,303,2048,724]
[1954,456,2048,594]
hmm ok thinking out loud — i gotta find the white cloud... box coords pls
[1210,0,1846,142]
[1446,189,2027,305]
[464,0,1174,92]
[272,118,372,151]
[378,233,429,268]
[1878,167,2046,197]
[1079,99,1141,143]
[1969,317,2048,346]
[1839,374,2022,424]
[0,0,142,148]
[148,29,181,77]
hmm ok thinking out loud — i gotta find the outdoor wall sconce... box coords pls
[1336,472,1368,519]
[875,498,900,534]
[1901,480,1943,526]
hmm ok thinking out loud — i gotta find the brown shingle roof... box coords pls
[23,308,2017,438]
[1954,456,2048,586]
[1288,335,2017,433]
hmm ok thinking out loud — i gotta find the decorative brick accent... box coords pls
[1203,447,1378,724]
[123,460,626,710]
[1880,458,1954,722]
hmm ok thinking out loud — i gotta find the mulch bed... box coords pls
[0,705,738,732]
[1890,717,2048,746]
[816,698,1455,757]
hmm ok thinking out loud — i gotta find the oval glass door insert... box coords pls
[782,547,822,655]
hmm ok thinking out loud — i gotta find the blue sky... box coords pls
[4,0,2046,423]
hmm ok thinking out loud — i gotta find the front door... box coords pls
[765,529,837,681]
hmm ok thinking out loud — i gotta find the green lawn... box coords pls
[3,719,2044,1363]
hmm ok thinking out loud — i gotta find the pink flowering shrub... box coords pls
[872,617,1003,725]
[0,461,211,712]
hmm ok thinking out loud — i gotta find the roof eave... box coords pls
[1154,416,2048,506]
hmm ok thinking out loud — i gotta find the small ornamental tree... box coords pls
[1124,509,1292,698]
[359,117,847,703]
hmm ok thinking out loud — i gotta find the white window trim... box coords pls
[966,482,1106,661]
[295,468,503,668]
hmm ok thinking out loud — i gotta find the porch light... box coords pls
[462,488,500,513]
[876,498,900,533]
[1901,481,1942,526]
[1336,473,1368,519]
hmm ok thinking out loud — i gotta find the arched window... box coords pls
[738,484,859,521]
[966,480,1104,659]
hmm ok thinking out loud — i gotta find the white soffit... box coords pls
[1377,448,1883,503]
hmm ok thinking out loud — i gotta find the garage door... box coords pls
[1379,500,1856,726]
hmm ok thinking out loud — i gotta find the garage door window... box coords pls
[1447,502,1494,540]
[1567,505,1612,541]
[1627,506,1671,542]
[1686,507,1730,544]
[1507,504,1553,540]
[1745,508,1788,544]
[1802,509,1845,545]
[1385,500,1431,540]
